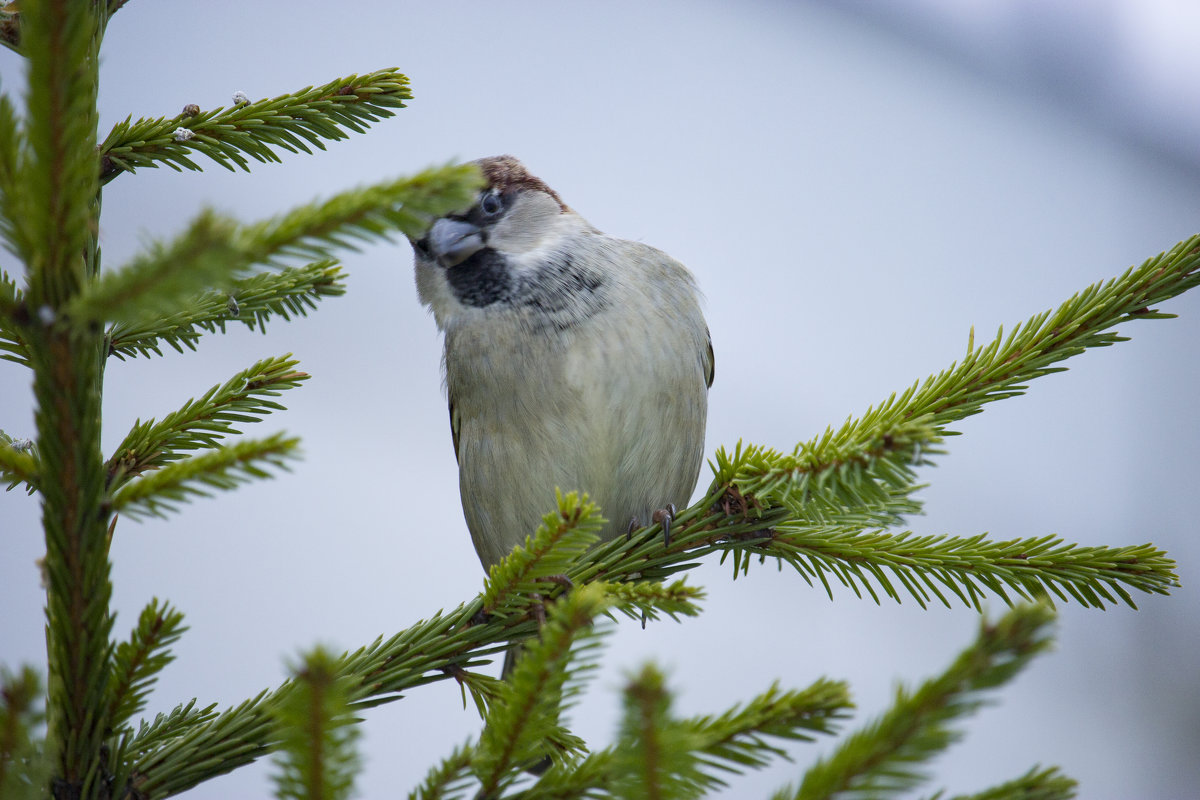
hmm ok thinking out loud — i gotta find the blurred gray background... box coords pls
[2,1,1198,797]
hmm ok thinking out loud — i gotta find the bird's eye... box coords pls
[479,191,504,218]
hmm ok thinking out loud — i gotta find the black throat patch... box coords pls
[445,249,514,308]
[444,247,610,333]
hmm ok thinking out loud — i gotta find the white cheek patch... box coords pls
[489,192,572,254]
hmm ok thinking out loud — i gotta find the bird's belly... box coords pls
[456,371,705,568]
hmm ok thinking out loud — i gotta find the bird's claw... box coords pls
[544,574,573,592]
[652,503,678,547]
[626,516,641,540]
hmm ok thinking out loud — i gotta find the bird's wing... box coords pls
[704,327,715,389]
[449,395,462,464]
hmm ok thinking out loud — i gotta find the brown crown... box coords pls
[475,155,569,211]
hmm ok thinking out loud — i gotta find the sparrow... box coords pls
[412,155,714,570]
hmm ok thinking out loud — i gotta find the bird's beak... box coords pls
[424,218,485,268]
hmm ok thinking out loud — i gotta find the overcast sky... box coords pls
[2,2,1198,798]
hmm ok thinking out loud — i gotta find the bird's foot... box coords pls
[652,503,678,547]
[626,515,641,540]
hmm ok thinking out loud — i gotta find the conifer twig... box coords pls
[69,162,482,326]
[0,432,38,492]
[105,355,308,490]
[271,648,362,800]
[69,208,242,325]
[112,433,301,519]
[526,675,852,800]
[0,94,24,264]
[108,600,187,731]
[21,4,114,797]
[713,234,1200,528]
[106,262,346,360]
[98,69,412,184]
[406,742,476,800]
[0,0,127,54]
[0,666,46,797]
[113,699,219,770]
[939,765,1076,800]
[0,269,27,367]
[472,583,608,796]
[778,604,1055,800]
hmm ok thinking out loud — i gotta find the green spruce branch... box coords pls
[606,670,852,800]
[4,1,1194,795]
[0,431,38,492]
[271,648,362,800]
[563,490,1174,615]
[712,233,1200,530]
[0,90,24,263]
[0,0,128,55]
[70,208,243,325]
[112,432,301,520]
[20,0,100,307]
[68,162,481,327]
[98,69,412,184]
[401,607,853,800]
[108,600,188,732]
[20,4,114,798]
[407,742,476,800]
[128,690,275,799]
[614,663,712,800]
[105,355,308,490]
[481,491,607,615]
[472,583,609,796]
[0,666,47,800]
[106,261,346,360]
[779,604,1055,800]
[112,699,219,774]
[0,269,27,366]
[118,497,697,797]
[937,765,1077,800]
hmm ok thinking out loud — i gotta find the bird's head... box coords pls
[413,156,602,330]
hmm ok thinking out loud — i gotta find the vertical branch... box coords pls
[20,1,111,797]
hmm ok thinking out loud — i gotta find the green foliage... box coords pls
[473,583,609,796]
[98,69,412,183]
[482,491,606,615]
[108,600,188,732]
[105,355,308,489]
[20,0,101,306]
[1,1,1194,797]
[0,666,48,800]
[69,209,244,325]
[727,524,1172,610]
[0,88,23,261]
[106,261,346,360]
[711,232,1200,535]
[0,269,27,366]
[19,5,114,798]
[113,698,219,768]
[779,605,1055,800]
[272,647,363,800]
[71,162,482,329]
[0,430,38,493]
[937,765,1076,800]
[612,664,708,800]
[112,432,302,520]
[130,690,275,799]
[407,600,852,800]
[407,742,475,800]
[606,667,855,800]
[235,161,482,264]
